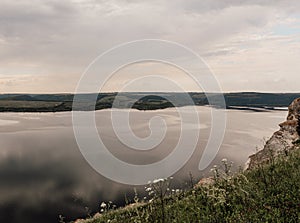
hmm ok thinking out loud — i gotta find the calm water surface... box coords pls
[0,107,287,223]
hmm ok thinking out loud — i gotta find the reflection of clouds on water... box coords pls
[0,108,287,222]
[227,129,276,141]
[0,128,131,223]
[184,123,208,130]
[0,155,87,222]
[268,115,288,119]
[0,119,19,126]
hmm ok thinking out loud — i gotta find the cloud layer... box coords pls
[0,0,299,92]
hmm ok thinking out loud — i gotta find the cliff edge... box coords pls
[247,98,300,169]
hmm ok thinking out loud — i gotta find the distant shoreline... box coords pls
[0,92,296,113]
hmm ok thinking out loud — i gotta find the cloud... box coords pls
[0,0,299,92]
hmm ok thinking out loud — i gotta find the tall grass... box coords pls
[77,146,300,223]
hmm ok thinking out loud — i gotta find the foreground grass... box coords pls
[77,148,300,223]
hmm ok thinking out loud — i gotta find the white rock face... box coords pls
[247,98,300,169]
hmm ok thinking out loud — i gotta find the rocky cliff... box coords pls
[247,98,300,169]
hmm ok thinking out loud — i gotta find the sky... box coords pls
[0,0,300,93]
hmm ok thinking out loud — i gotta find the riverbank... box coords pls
[75,145,300,223]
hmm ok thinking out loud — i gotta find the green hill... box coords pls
[0,92,299,112]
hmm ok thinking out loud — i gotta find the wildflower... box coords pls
[145,187,152,192]
[222,158,227,163]
[153,178,164,184]
[100,202,107,208]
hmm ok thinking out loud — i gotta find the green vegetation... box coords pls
[0,92,299,112]
[77,146,300,223]
[297,116,300,136]
[0,100,69,112]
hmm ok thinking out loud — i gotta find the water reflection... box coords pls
[0,108,286,222]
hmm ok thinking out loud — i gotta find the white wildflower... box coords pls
[145,187,152,192]
[153,178,164,184]
[100,202,107,208]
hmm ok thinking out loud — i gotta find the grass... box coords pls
[0,100,73,112]
[0,100,61,108]
[76,146,300,223]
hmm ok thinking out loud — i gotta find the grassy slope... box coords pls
[77,146,300,223]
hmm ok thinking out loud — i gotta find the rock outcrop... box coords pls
[247,98,300,169]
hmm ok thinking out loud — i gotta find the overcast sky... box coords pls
[0,0,300,93]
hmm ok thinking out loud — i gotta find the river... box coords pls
[0,107,287,222]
